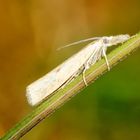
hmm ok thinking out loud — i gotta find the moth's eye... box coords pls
[103,38,109,44]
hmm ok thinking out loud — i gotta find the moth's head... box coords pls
[102,34,130,47]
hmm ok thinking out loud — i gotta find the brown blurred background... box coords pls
[0,0,140,139]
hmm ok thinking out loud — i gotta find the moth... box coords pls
[26,34,130,106]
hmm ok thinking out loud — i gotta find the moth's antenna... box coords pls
[57,37,101,51]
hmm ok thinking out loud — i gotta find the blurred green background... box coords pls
[0,0,140,140]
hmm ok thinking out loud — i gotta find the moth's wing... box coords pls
[26,43,98,106]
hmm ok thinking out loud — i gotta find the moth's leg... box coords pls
[82,63,90,86]
[60,72,77,89]
[82,49,99,86]
[82,68,87,86]
[102,48,110,71]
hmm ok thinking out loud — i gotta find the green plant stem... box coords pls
[1,33,140,140]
